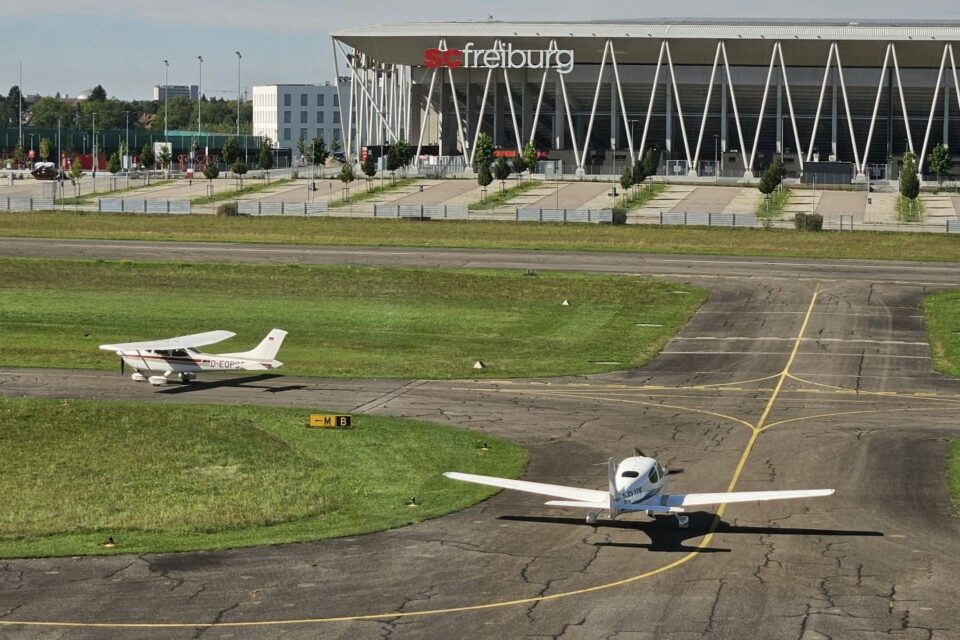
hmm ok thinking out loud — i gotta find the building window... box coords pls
[333,95,339,107]
[333,111,340,124]
[300,94,307,106]
[300,111,307,123]
[317,94,324,107]
[300,128,308,141]
[317,111,324,124]
[283,111,291,124]
[284,127,291,140]
[284,93,291,106]
[333,128,341,141]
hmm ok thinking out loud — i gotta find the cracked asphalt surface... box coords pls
[1,239,959,639]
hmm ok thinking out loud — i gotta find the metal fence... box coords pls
[236,201,328,216]
[98,199,191,214]
[0,197,55,211]
[948,219,960,234]
[517,208,614,223]
[659,212,758,227]
[373,204,469,219]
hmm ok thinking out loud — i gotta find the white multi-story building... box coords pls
[252,81,350,153]
[153,85,199,101]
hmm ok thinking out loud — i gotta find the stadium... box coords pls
[331,19,960,180]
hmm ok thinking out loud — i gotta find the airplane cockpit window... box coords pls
[155,350,170,356]
[171,349,188,357]
[621,470,640,478]
[648,467,660,483]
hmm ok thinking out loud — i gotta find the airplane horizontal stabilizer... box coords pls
[443,472,607,504]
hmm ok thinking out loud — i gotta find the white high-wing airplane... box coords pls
[99,329,287,386]
[445,450,833,528]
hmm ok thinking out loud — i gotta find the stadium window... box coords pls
[283,128,291,140]
[333,95,339,107]
[300,128,308,142]
[317,94,325,107]
[300,94,307,106]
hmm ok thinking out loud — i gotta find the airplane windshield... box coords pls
[648,467,659,483]
[621,470,640,478]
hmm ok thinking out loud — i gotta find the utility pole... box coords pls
[18,61,23,147]
[92,112,97,193]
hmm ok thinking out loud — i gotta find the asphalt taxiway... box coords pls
[1,239,959,639]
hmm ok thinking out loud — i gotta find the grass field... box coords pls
[0,259,704,378]
[0,398,526,557]
[924,291,960,378]
[948,441,960,515]
[4,213,960,262]
[756,188,791,218]
[620,182,666,210]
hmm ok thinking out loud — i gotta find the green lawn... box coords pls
[190,178,293,205]
[948,441,960,515]
[924,291,960,378]
[0,398,526,557]
[756,188,791,218]
[4,213,960,262]
[329,177,415,208]
[0,259,704,378]
[469,179,539,210]
[620,182,666,210]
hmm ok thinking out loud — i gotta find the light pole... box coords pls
[57,118,62,209]
[196,55,203,134]
[124,110,130,187]
[713,134,719,183]
[235,51,242,137]
[162,59,169,142]
[91,112,97,192]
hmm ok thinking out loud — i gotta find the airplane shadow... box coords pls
[157,374,305,394]
[497,513,883,554]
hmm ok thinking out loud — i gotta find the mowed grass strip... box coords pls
[4,213,960,262]
[0,259,704,378]
[924,291,960,378]
[0,398,526,557]
[949,441,960,515]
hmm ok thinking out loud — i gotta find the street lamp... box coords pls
[124,109,130,187]
[713,134,719,183]
[91,111,97,192]
[196,55,203,134]
[235,51,242,137]
[162,59,169,141]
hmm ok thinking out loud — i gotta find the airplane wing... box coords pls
[443,472,607,504]
[99,330,236,352]
[624,488,834,511]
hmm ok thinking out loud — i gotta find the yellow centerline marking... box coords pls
[2,285,825,630]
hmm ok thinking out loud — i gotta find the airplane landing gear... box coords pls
[178,372,197,382]
[676,514,690,529]
[586,512,600,525]
[131,372,146,382]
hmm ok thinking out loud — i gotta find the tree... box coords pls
[493,156,511,192]
[474,133,494,172]
[303,135,328,176]
[11,141,24,168]
[231,160,248,189]
[511,155,526,181]
[157,145,172,177]
[140,143,155,172]
[929,143,952,191]
[39,138,51,162]
[203,162,220,181]
[69,156,84,196]
[386,145,402,175]
[477,163,493,201]
[620,166,633,194]
[393,139,412,172]
[361,152,377,183]
[521,142,538,175]
[222,137,239,166]
[640,148,658,180]
[758,157,786,195]
[258,137,274,171]
[90,85,107,101]
[107,151,121,174]
[338,163,355,200]
[900,151,920,201]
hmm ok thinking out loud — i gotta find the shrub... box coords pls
[216,202,239,217]
[793,212,823,231]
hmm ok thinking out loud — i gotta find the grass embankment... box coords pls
[897,195,925,222]
[56,180,174,205]
[756,188,791,218]
[619,183,666,210]
[190,178,293,205]
[469,179,539,210]
[0,259,705,378]
[924,291,960,378]
[0,398,526,557]
[329,177,415,208]
[3,213,960,262]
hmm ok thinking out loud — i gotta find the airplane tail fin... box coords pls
[607,457,620,519]
[223,329,288,363]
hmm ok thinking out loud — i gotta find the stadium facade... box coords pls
[331,19,960,180]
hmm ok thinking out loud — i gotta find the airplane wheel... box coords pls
[586,512,599,525]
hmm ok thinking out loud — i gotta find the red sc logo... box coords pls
[424,48,463,69]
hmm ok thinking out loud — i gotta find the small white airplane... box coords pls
[445,449,833,528]
[99,329,287,386]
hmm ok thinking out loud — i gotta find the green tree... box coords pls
[304,135,328,176]
[203,162,220,181]
[900,151,920,201]
[474,133,494,171]
[106,151,121,174]
[140,143,155,172]
[477,163,493,199]
[521,142,538,174]
[361,152,377,182]
[157,145,172,177]
[69,156,84,196]
[222,137,239,166]
[393,139,412,171]
[338,163,355,200]
[620,166,633,193]
[258,138,274,171]
[12,141,24,168]
[929,143,952,191]
[386,145,402,174]
[511,155,526,181]
[493,156,511,192]
[39,138,52,162]
[758,157,786,195]
[641,148,658,180]
[90,85,107,101]
[231,160,248,189]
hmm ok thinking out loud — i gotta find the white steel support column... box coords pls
[332,39,352,162]
[580,40,611,174]
[860,43,892,175]
[557,60,581,170]
[414,67,439,162]
[608,41,635,163]
[776,43,805,171]
[439,39,468,157]
[806,43,836,163]
[529,42,555,145]
[833,44,862,173]
[720,42,749,173]
[336,41,399,144]
[638,41,666,161]
[693,42,722,176]
[776,68,783,154]
[949,45,960,149]
[664,41,694,172]
[747,45,779,173]
[919,44,950,170]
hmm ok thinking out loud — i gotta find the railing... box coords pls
[0,197,55,211]
[98,199,191,214]
[236,201,328,216]
[659,211,758,227]
[516,208,613,223]
[373,204,468,219]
